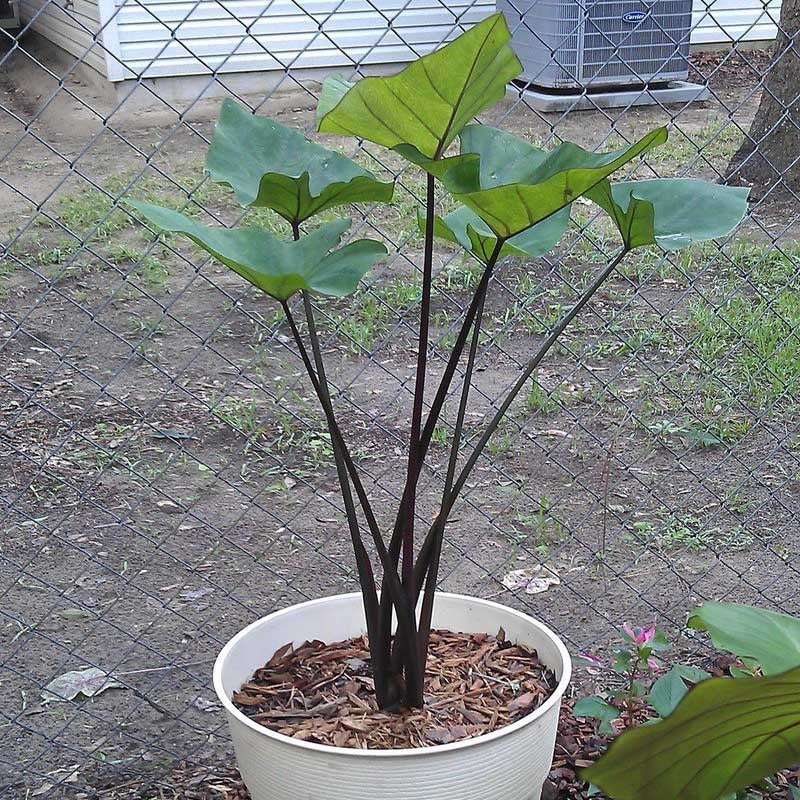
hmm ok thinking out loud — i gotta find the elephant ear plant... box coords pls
[129,14,748,713]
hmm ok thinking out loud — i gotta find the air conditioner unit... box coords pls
[0,0,20,29]
[497,0,693,89]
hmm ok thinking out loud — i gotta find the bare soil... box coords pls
[2,37,800,798]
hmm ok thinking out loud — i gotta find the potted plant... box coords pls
[128,13,748,800]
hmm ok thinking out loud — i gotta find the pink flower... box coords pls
[647,656,660,670]
[623,623,656,645]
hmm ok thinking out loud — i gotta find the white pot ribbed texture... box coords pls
[213,592,572,800]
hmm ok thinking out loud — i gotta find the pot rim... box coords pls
[213,591,572,758]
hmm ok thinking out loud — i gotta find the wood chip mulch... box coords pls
[232,628,558,750]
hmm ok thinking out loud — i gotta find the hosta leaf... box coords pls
[317,13,521,161]
[420,204,569,263]
[587,178,749,250]
[446,127,668,239]
[585,665,800,800]
[689,601,800,675]
[128,201,386,301]
[206,99,393,223]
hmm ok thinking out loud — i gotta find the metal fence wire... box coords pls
[2,0,799,796]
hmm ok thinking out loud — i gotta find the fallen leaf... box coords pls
[156,500,182,513]
[41,668,124,702]
[59,608,93,621]
[179,587,214,602]
[508,691,538,712]
[502,565,560,594]
[192,696,221,713]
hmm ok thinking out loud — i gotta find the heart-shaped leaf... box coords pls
[128,200,386,301]
[420,204,569,263]
[574,695,621,734]
[585,665,800,800]
[587,178,749,250]
[648,664,710,718]
[317,13,521,162]
[445,126,668,239]
[206,99,393,223]
[689,601,800,675]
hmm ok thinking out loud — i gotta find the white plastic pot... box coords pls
[213,592,571,800]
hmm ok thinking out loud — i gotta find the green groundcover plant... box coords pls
[586,602,800,800]
[129,14,748,711]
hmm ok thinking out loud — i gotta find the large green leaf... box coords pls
[689,601,800,675]
[205,99,392,223]
[648,664,710,718]
[420,204,569,263]
[128,200,386,301]
[573,695,621,735]
[458,124,549,186]
[585,665,800,800]
[445,127,668,239]
[587,178,749,250]
[316,13,521,162]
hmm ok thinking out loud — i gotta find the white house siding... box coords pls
[27,0,783,81]
[19,0,108,75]
[692,0,781,44]
[110,0,495,79]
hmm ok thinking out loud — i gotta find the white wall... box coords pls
[25,0,783,82]
[692,0,781,44]
[19,0,108,75]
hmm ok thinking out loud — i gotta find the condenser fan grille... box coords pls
[499,0,693,89]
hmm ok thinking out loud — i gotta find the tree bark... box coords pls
[726,0,800,198]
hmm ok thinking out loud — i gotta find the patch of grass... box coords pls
[688,291,800,409]
[439,257,484,292]
[326,276,424,354]
[658,513,755,551]
[646,415,750,448]
[487,426,515,457]
[630,511,756,552]
[49,186,131,239]
[726,240,800,288]
[510,496,566,557]
[524,377,562,415]
[649,119,743,175]
[212,396,263,437]
[106,242,171,292]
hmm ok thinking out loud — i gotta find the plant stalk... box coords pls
[400,172,437,592]
[417,283,488,663]
[387,240,504,674]
[414,248,629,578]
[281,299,424,707]
[300,290,390,705]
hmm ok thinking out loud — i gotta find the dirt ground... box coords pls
[2,36,800,798]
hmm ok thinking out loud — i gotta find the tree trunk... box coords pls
[726,0,800,198]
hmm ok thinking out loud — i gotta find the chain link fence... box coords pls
[2,0,799,795]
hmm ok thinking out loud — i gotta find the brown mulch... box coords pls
[232,629,557,750]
